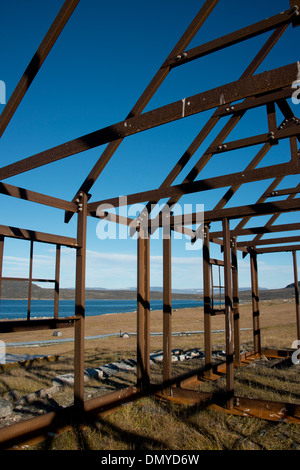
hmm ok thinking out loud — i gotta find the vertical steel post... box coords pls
[27,240,33,321]
[163,226,172,387]
[203,224,212,376]
[74,193,87,411]
[210,264,214,309]
[137,231,144,389]
[250,249,261,354]
[223,218,234,409]
[266,101,277,135]
[231,237,240,365]
[292,250,300,341]
[54,244,61,319]
[144,234,150,382]
[137,228,150,391]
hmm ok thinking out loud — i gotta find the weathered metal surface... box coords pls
[64,0,221,223]
[254,245,300,254]
[54,245,61,320]
[0,182,78,213]
[0,318,76,333]
[88,161,299,212]
[0,1,299,448]
[163,228,172,385]
[293,251,300,341]
[223,218,234,409]
[74,193,88,410]
[250,251,261,355]
[137,230,150,390]
[171,199,300,226]
[210,222,300,239]
[231,238,240,365]
[0,385,140,450]
[0,62,298,181]
[237,236,300,248]
[203,224,212,377]
[164,8,298,68]
[0,224,77,247]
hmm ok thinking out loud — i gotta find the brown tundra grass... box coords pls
[0,299,300,450]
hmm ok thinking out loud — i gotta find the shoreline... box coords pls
[1,298,294,347]
[0,297,294,323]
[0,299,297,362]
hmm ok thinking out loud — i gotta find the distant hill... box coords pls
[0,281,202,300]
[1,280,44,299]
[0,280,296,302]
[285,281,300,289]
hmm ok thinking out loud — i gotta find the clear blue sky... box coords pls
[0,0,299,290]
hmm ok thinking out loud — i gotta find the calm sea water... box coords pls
[0,299,204,320]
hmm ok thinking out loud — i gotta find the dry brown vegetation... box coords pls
[0,299,299,450]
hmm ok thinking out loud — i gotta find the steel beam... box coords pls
[262,186,300,198]
[290,1,300,26]
[0,318,76,333]
[210,222,300,239]
[223,218,234,409]
[64,0,220,223]
[0,0,80,139]
[133,25,290,231]
[0,224,77,247]
[254,245,300,254]
[206,123,300,155]
[214,87,293,118]
[74,193,88,411]
[0,182,77,213]
[245,182,300,245]
[293,251,300,341]
[231,237,240,365]
[27,241,34,321]
[142,20,295,232]
[54,245,61,320]
[169,198,300,226]
[237,236,300,248]
[250,250,261,355]
[137,229,150,391]
[0,62,298,181]
[2,277,55,283]
[203,224,212,376]
[88,161,299,212]
[163,226,172,387]
[164,8,298,69]
[0,385,139,449]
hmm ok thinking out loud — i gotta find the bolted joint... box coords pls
[75,192,85,213]
[269,131,275,140]
[234,397,240,407]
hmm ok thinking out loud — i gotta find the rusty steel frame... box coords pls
[0,229,77,334]
[0,0,300,448]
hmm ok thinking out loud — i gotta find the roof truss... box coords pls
[0,0,299,254]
